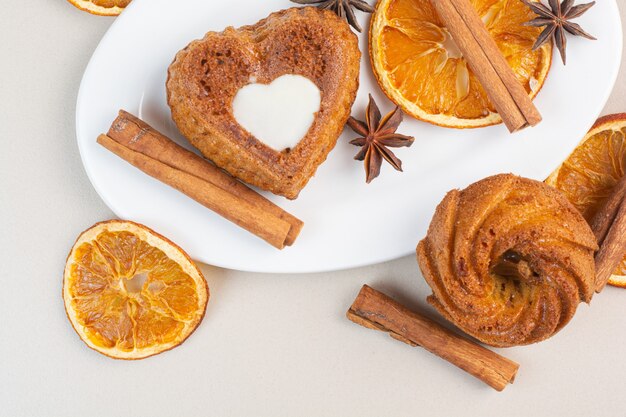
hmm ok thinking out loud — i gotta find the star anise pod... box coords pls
[347,95,415,184]
[290,0,374,32]
[522,0,596,65]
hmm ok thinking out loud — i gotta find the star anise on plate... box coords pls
[290,0,374,32]
[522,0,596,65]
[347,95,415,184]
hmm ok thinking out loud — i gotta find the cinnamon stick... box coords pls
[429,0,541,132]
[97,111,303,249]
[347,285,519,391]
[449,0,542,126]
[590,175,626,246]
[107,110,303,246]
[591,175,626,291]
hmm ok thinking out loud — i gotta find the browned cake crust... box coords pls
[417,174,598,347]
[166,7,361,199]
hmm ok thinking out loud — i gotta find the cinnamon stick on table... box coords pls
[98,110,303,249]
[590,175,626,292]
[347,285,519,392]
[429,0,542,132]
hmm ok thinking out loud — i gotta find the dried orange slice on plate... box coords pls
[547,114,626,288]
[369,0,552,128]
[63,220,209,359]
[67,0,131,16]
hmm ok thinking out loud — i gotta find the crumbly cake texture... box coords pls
[166,7,361,199]
[417,174,598,347]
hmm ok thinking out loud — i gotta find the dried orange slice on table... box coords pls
[369,0,552,128]
[547,114,626,288]
[63,220,209,359]
[67,0,130,16]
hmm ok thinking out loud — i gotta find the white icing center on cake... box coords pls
[232,74,321,151]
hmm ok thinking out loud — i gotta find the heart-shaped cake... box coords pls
[166,7,361,199]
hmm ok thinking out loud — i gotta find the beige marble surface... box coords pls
[1,1,625,416]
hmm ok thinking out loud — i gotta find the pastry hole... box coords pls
[491,250,536,285]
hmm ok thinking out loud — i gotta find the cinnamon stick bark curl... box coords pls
[347,285,519,391]
[98,111,303,249]
[590,175,626,291]
[429,0,541,132]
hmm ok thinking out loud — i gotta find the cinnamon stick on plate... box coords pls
[347,285,519,391]
[429,0,542,132]
[98,110,303,249]
[590,175,626,292]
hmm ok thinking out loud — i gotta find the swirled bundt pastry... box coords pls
[417,174,598,347]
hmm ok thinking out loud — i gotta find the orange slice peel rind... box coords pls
[369,0,552,129]
[63,220,209,359]
[547,113,626,288]
[66,0,130,16]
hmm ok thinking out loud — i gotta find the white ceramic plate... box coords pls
[77,0,622,273]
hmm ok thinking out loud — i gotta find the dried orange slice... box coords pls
[547,114,626,288]
[66,0,131,16]
[369,0,552,128]
[63,220,209,359]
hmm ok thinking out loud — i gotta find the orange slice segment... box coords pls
[369,0,552,128]
[63,220,209,359]
[66,0,131,16]
[546,114,626,288]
